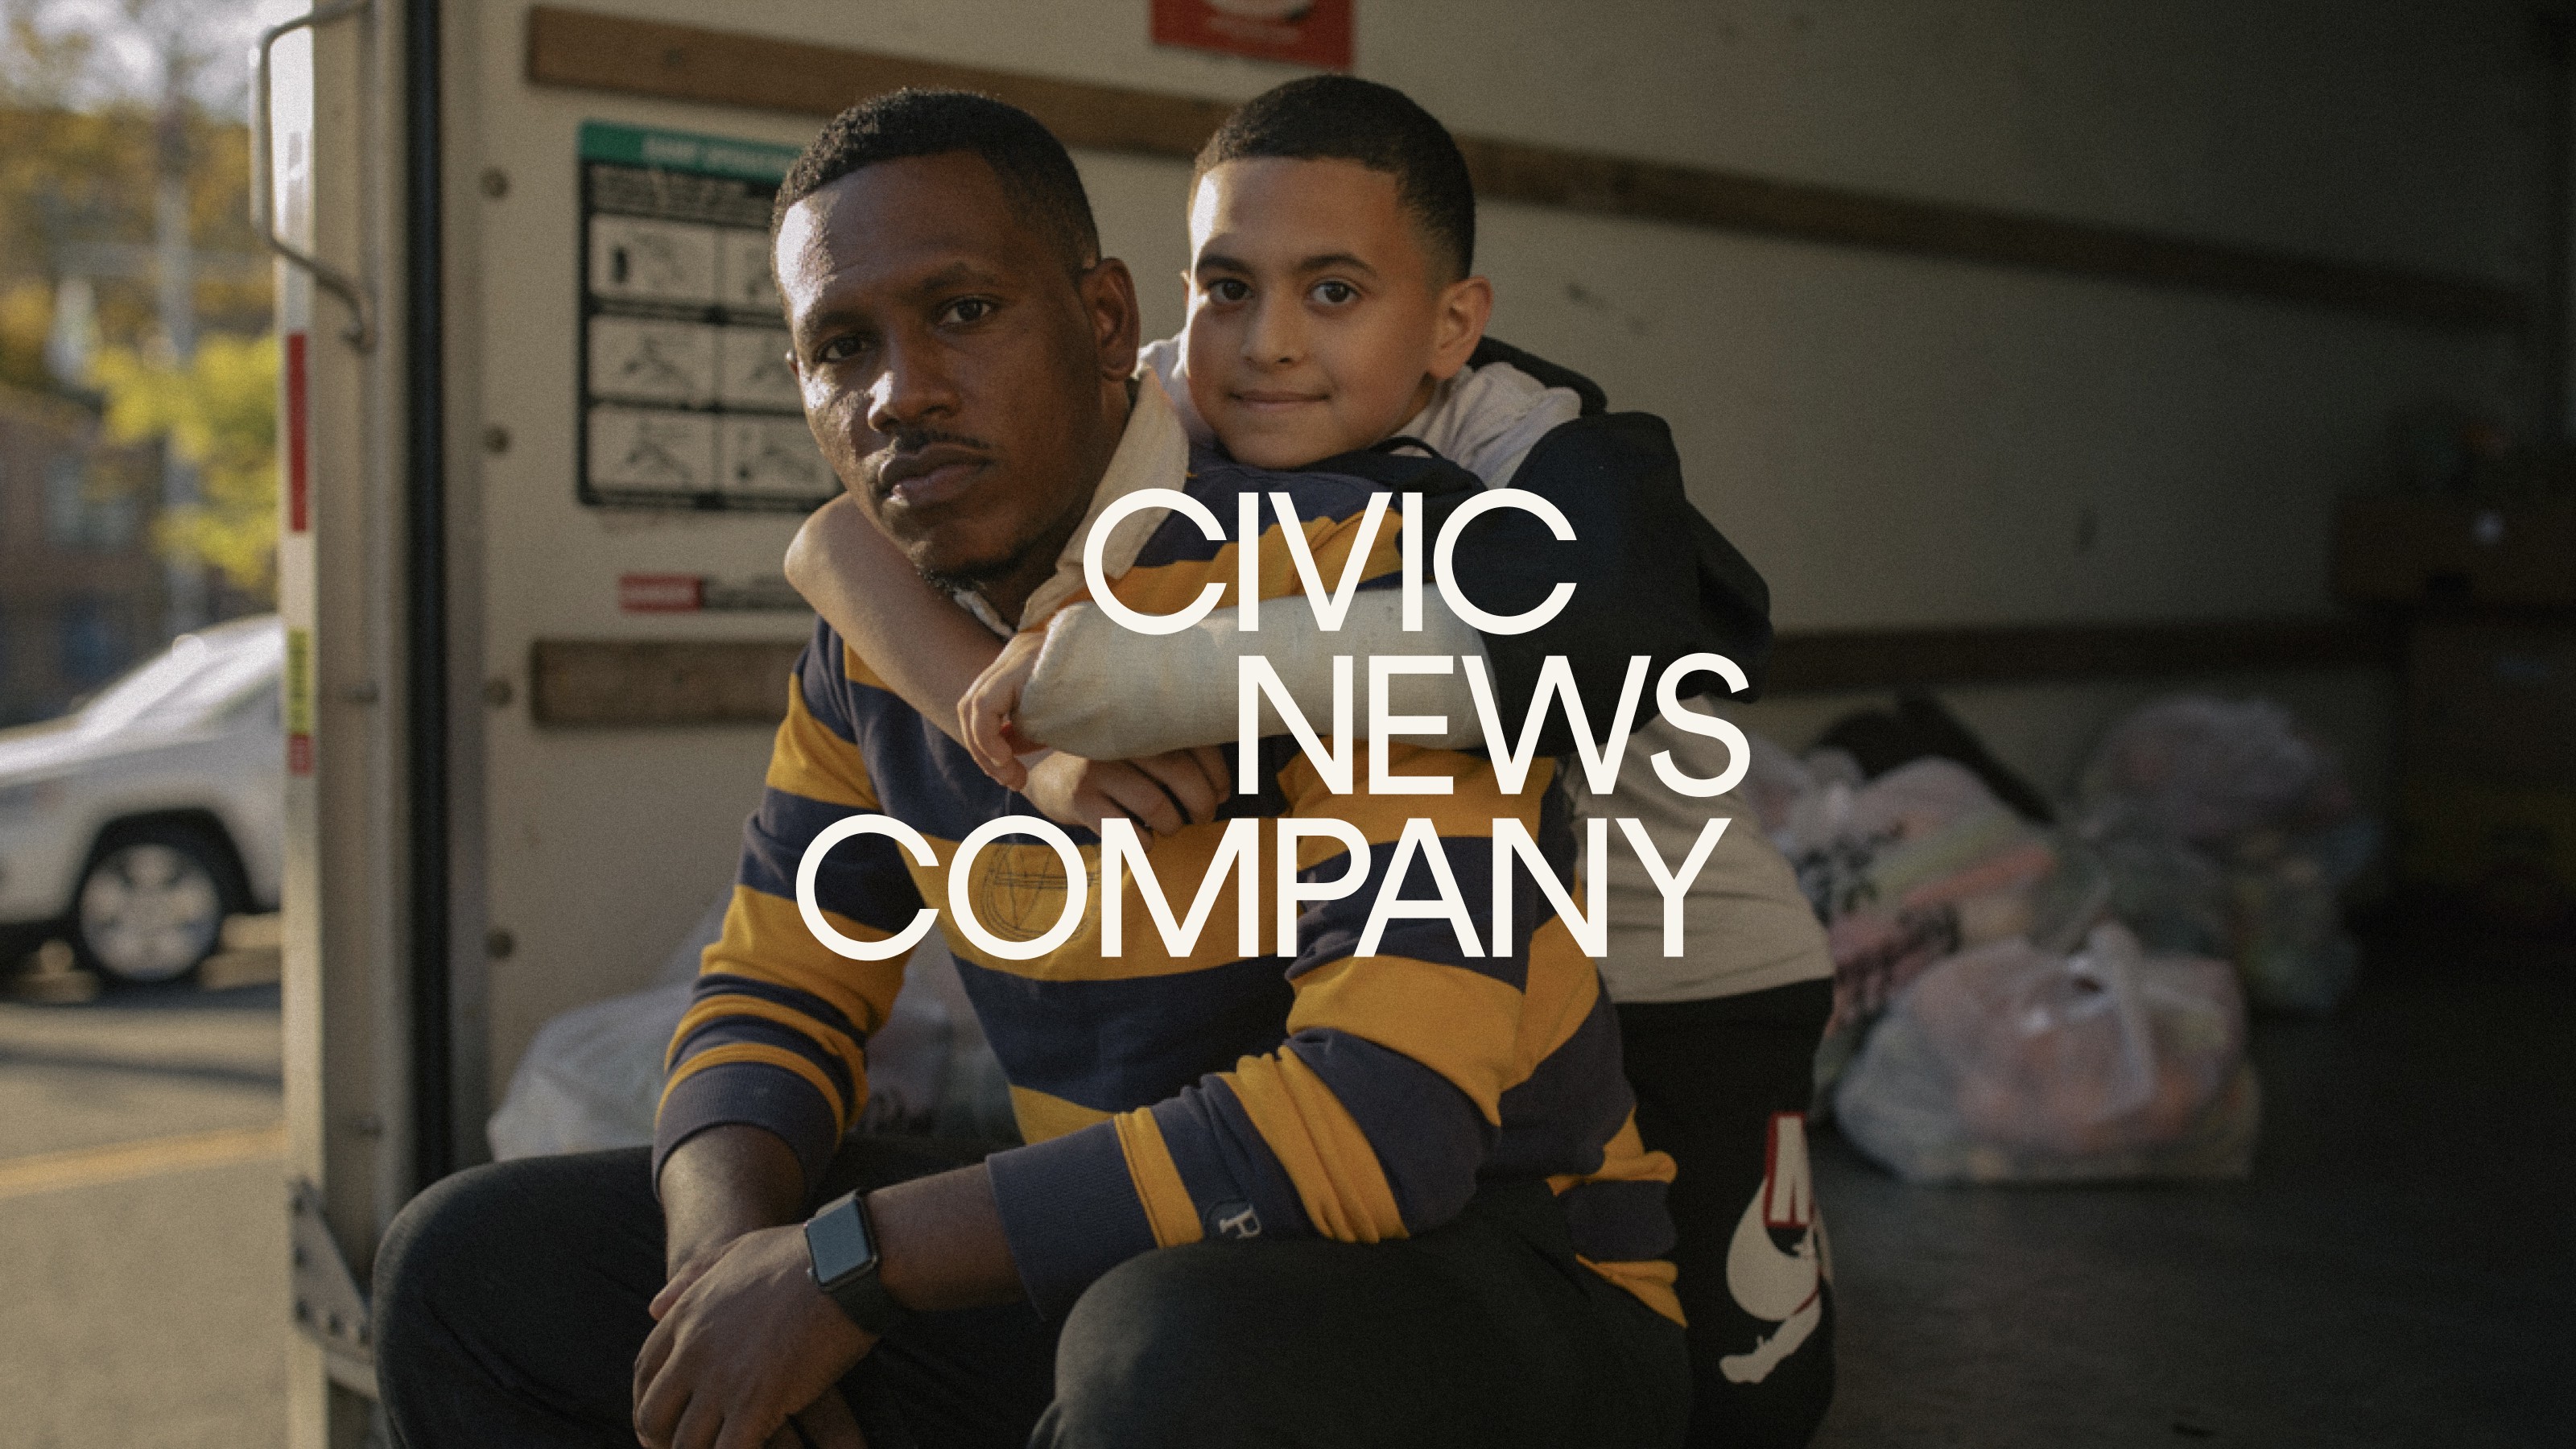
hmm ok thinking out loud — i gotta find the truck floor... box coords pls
[1810,914,2575,1448]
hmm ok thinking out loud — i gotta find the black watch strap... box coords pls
[804,1191,905,1335]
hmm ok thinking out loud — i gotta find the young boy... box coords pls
[787,77,1835,1447]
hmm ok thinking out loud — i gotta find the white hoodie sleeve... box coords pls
[1014,588,1490,759]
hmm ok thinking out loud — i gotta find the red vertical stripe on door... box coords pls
[286,330,311,534]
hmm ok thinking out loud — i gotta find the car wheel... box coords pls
[73,828,236,985]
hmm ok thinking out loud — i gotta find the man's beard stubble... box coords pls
[869,426,1081,602]
[917,501,1088,601]
[919,551,1030,598]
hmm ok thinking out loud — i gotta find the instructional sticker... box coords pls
[716,327,799,410]
[576,121,831,511]
[723,417,832,497]
[588,406,716,493]
[589,318,716,407]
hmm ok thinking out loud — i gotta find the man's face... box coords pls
[777,152,1136,601]
[1182,157,1488,470]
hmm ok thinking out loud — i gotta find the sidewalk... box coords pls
[0,982,286,1448]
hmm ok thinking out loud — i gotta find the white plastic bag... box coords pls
[1776,758,2075,1093]
[485,890,730,1160]
[488,895,1009,1158]
[486,981,694,1160]
[1775,758,2007,913]
[1834,925,2257,1183]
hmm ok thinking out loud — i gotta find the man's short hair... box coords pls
[1192,76,1476,283]
[774,89,1101,274]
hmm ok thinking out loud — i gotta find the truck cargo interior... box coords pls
[2,2,2570,1446]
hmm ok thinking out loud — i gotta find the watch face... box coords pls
[807,1194,877,1284]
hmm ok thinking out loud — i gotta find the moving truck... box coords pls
[265,3,2527,1442]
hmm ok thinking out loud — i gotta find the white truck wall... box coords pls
[446,0,2540,1109]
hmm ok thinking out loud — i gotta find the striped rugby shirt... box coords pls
[654,378,1682,1323]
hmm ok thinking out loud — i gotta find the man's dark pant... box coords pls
[373,1138,1688,1449]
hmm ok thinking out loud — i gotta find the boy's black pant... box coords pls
[373,1140,1687,1449]
[1620,979,1838,1449]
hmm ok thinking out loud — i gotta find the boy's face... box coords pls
[1183,158,1491,469]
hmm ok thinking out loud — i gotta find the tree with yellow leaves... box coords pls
[89,332,277,597]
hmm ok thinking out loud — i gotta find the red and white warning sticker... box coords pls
[617,573,704,612]
[618,573,809,613]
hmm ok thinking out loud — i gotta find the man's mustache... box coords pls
[865,429,996,500]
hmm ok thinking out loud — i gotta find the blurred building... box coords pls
[0,382,163,725]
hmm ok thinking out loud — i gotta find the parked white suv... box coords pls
[0,615,284,985]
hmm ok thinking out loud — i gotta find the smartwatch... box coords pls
[804,1190,904,1335]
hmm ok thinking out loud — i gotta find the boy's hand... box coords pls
[960,630,1048,788]
[1021,749,1230,836]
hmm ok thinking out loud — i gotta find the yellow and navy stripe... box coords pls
[655,443,1679,1323]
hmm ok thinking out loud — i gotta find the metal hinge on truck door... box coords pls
[290,1178,379,1397]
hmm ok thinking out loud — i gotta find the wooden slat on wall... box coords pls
[526,5,2522,330]
[526,620,2392,726]
[529,638,803,725]
[527,6,1232,155]
[1761,617,2395,696]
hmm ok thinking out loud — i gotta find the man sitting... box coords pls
[372,89,1689,1449]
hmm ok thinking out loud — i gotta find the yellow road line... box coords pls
[0,1122,286,1202]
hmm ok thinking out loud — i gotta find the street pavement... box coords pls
[0,980,286,1448]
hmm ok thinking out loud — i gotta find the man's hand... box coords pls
[639,1162,1025,1447]
[960,628,1048,787]
[1021,748,1230,836]
[634,1223,872,1449]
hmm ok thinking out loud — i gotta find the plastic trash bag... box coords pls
[2074,696,2375,1013]
[487,980,694,1160]
[2225,820,2376,1014]
[1775,758,2005,914]
[1811,689,2057,824]
[2077,696,2339,845]
[488,896,1016,1159]
[2085,824,2229,959]
[1834,924,2258,1184]
[486,890,729,1160]
[1777,758,2082,1093]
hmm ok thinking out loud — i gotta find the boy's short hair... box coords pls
[1193,76,1476,283]
[774,89,1101,275]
